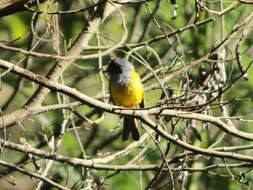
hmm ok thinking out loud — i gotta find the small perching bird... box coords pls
[108,58,144,141]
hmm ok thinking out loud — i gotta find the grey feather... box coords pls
[108,58,134,86]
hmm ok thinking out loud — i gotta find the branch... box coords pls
[0,159,69,190]
[141,116,253,162]
[0,0,47,17]
[2,134,253,170]
[0,18,214,59]
[0,0,123,130]
[239,0,253,4]
[1,59,253,142]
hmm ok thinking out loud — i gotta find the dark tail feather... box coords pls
[140,98,145,109]
[122,116,140,141]
[122,117,130,141]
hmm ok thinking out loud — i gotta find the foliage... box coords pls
[0,0,253,189]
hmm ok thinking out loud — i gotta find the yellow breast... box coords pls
[109,71,143,108]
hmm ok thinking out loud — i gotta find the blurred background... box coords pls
[1,0,253,189]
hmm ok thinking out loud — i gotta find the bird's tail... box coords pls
[122,116,140,141]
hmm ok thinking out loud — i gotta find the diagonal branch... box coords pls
[1,59,253,141]
[0,0,47,17]
[0,159,69,190]
[0,0,127,129]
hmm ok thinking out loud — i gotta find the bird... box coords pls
[107,58,144,141]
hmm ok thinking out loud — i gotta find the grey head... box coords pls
[108,58,134,86]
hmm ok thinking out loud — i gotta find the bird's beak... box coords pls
[99,66,109,73]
